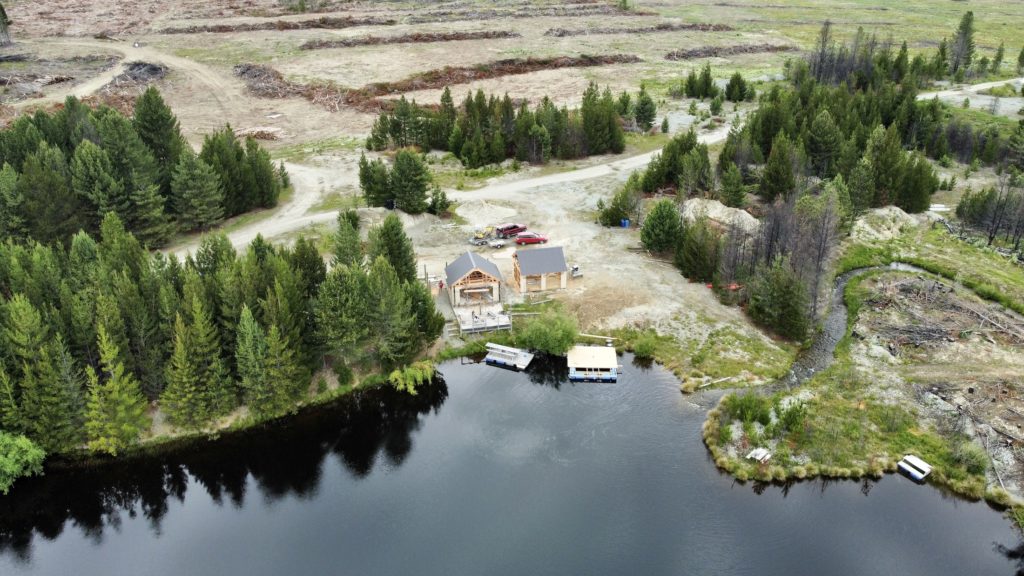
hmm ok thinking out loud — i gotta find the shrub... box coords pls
[723,393,772,425]
[952,441,989,475]
[517,311,578,355]
[632,333,658,360]
[388,360,436,395]
[0,432,45,495]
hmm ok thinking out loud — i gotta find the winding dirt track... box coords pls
[16,39,248,115]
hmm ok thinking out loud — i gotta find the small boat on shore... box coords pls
[898,455,932,482]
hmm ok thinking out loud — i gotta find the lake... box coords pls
[1,355,1021,576]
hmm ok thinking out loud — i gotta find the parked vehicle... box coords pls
[469,237,489,246]
[571,264,583,278]
[488,239,506,249]
[514,232,548,245]
[496,223,528,238]
[473,226,495,240]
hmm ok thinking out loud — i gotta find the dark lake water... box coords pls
[2,356,1022,576]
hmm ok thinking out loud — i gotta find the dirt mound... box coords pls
[159,16,396,35]
[682,198,759,234]
[545,22,733,38]
[236,54,642,113]
[107,61,167,87]
[850,206,919,242]
[300,30,520,50]
[665,43,796,61]
[407,3,654,24]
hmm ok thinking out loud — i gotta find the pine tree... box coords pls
[720,163,745,208]
[332,214,362,268]
[171,151,224,231]
[365,256,416,368]
[747,258,809,341]
[864,124,903,206]
[675,215,719,283]
[288,236,327,297]
[893,41,909,81]
[358,153,391,207]
[367,213,418,283]
[132,86,184,195]
[0,162,24,239]
[391,150,430,214]
[129,184,173,247]
[245,137,281,208]
[759,133,796,201]
[235,306,272,416]
[84,324,150,455]
[69,140,128,225]
[634,86,656,132]
[161,314,202,428]
[189,294,233,417]
[949,11,975,75]
[316,265,370,356]
[1018,46,1024,74]
[992,42,1005,73]
[447,124,464,156]
[897,154,938,214]
[848,157,875,216]
[725,72,747,102]
[95,110,160,196]
[0,363,21,433]
[17,142,86,244]
[200,125,249,217]
[640,199,682,254]
[261,325,305,416]
[19,338,84,453]
[808,110,842,178]
[697,63,717,98]
[661,117,670,134]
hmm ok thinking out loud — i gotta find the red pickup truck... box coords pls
[495,223,528,238]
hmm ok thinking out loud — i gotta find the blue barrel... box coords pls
[621,218,630,228]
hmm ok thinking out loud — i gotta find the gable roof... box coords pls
[515,246,567,275]
[445,251,502,285]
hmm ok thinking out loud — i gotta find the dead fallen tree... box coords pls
[234,54,642,112]
[546,22,733,37]
[300,30,520,50]
[159,16,395,35]
[665,43,796,61]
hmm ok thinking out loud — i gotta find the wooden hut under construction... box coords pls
[513,246,568,293]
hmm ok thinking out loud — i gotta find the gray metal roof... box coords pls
[445,251,503,285]
[515,246,567,276]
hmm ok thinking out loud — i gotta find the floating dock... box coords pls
[566,345,619,382]
[484,343,534,371]
[455,305,512,335]
[898,454,932,482]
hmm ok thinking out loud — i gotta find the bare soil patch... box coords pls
[665,43,796,61]
[0,54,118,104]
[300,30,520,50]
[545,22,733,37]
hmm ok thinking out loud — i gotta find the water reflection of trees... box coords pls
[524,355,568,389]
[0,379,448,561]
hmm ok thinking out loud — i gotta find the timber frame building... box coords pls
[445,251,502,306]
